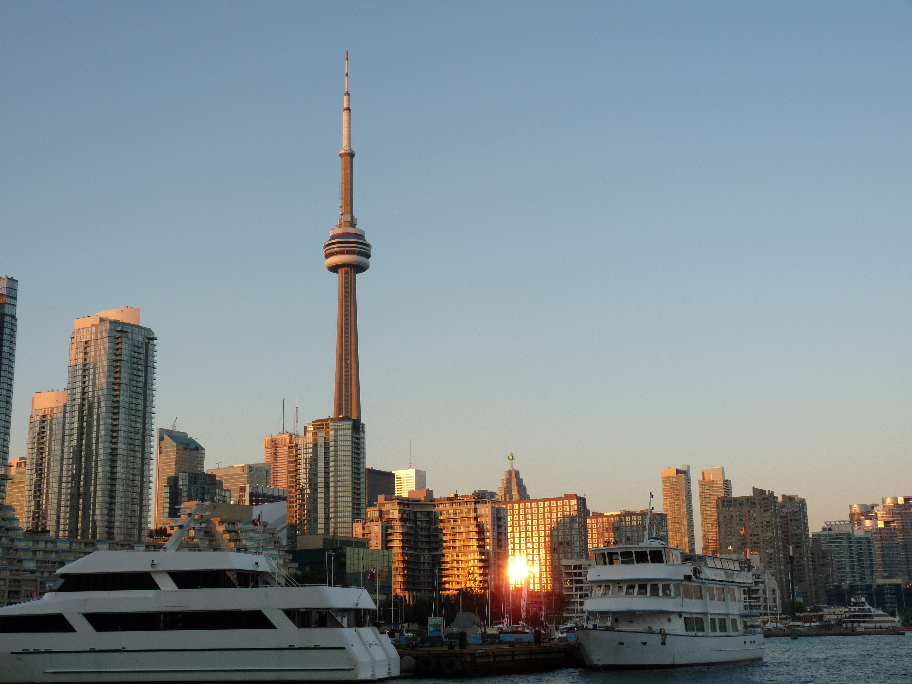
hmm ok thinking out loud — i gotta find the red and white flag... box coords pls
[252,513,263,527]
[368,566,376,580]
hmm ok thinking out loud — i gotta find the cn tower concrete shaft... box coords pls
[323,52,371,419]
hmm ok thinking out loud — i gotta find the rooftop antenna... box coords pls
[408,441,413,469]
[293,399,299,435]
[282,399,286,434]
[170,417,178,431]
[508,451,515,469]
[643,492,654,544]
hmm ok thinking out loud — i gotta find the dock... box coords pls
[397,642,579,678]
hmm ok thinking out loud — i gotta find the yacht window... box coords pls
[606,552,620,565]
[625,584,635,596]
[169,570,271,589]
[84,610,276,631]
[56,572,159,592]
[648,549,664,563]
[683,584,692,599]
[728,587,737,602]
[661,584,673,597]
[637,584,648,596]
[0,614,76,633]
[709,618,717,632]
[649,584,660,596]
[634,550,649,564]
[731,618,739,632]
[693,585,703,600]
[718,617,728,632]
[595,553,606,566]
[673,583,682,597]
[711,586,720,600]
[694,617,705,632]
[620,551,635,565]
[616,584,624,595]
[684,616,695,631]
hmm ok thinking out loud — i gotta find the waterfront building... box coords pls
[161,472,230,524]
[435,493,507,597]
[366,467,395,508]
[698,466,731,555]
[560,558,593,624]
[779,494,816,608]
[207,462,271,502]
[587,510,668,548]
[354,490,441,602]
[154,428,206,528]
[880,496,912,580]
[392,468,426,497]
[812,521,876,585]
[861,518,906,580]
[263,433,297,490]
[23,391,67,532]
[849,498,912,580]
[0,277,17,506]
[497,453,530,501]
[236,484,286,506]
[717,487,789,608]
[849,503,877,528]
[503,494,589,594]
[4,457,27,522]
[661,465,695,553]
[51,308,155,542]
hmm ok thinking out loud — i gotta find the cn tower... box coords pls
[323,51,371,420]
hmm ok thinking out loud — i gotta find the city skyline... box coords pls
[3,4,911,533]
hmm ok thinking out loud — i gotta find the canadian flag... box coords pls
[368,567,376,580]
[739,525,746,535]
[252,513,263,527]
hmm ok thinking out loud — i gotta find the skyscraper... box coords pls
[698,466,731,556]
[393,468,426,497]
[661,465,695,553]
[780,494,815,607]
[51,308,156,541]
[0,276,18,506]
[299,53,370,538]
[497,453,530,501]
[24,390,67,532]
[154,428,206,528]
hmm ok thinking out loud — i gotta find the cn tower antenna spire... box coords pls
[324,51,371,420]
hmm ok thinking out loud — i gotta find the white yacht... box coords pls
[842,596,902,631]
[577,541,764,668]
[0,511,399,683]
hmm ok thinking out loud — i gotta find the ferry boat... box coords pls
[0,511,399,683]
[841,596,902,632]
[577,540,764,668]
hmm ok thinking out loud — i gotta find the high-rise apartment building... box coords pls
[393,468,426,497]
[497,453,530,501]
[51,308,156,541]
[4,457,27,522]
[661,465,695,553]
[812,521,875,585]
[698,466,731,556]
[881,497,912,580]
[354,491,441,601]
[24,391,67,532]
[717,487,789,607]
[264,433,297,490]
[0,276,18,505]
[435,493,507,596]
[779,494,816,606]
[503,494,589,594]
[161,471,230,519]
[154,428,206,528]
[587,510,668,548]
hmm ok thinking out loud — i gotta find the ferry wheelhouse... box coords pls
[577,541,764,668]
[0,512,399,683]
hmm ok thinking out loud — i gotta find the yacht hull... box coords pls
[577,628,764,668]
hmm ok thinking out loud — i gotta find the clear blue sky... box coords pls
[2,2,910,536]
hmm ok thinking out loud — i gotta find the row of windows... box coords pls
[595,549,667,565]
[684,616,739,633]
[54,570,277,592]
[591,582,743,603]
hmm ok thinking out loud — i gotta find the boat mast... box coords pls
[643,492,653,543]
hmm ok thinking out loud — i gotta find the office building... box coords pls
[435,493,507,597]
[698,466,731,555]
[23,391,67,532]
[161,471,230,522]
[236,484,286,506]
[503,494,589,594]
[0,277,17,505]
[779,494,816,607]
[52,308,156,541]
[497,453,530,501]
[154,428,205,528]
[354,490,441,602]
[718,487,789,607]
[393,468,426,497]
[207,462,271,502]
[661,465,695,553]
[366,467,395,508]
[587,510,668,548]
[812,521,876,585]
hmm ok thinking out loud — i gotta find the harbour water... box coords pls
[405,636,911,684]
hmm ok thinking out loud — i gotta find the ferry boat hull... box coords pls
[577,628,764,668]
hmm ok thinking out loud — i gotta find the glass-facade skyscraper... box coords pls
[0,276,18,506]
[24,390,68,532]
[661,464,696,554]
[51,308,156,541]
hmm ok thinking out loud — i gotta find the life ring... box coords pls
[659,628,667,645]
[691,566,702,578]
